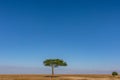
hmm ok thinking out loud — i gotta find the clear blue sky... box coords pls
[0,0,120,74]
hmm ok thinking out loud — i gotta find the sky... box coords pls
[0,0,120,74]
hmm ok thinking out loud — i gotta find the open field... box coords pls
[0,74,120,80]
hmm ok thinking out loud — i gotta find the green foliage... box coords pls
[43,59,67,67]
[112,72,118,76]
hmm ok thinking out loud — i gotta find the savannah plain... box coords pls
[0,74,120,80]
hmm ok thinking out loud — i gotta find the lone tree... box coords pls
[43,59,67,77]
[112,72,118,77]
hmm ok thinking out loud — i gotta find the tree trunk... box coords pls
[51,65,54,80]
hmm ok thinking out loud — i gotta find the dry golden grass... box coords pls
[0,74,120,80]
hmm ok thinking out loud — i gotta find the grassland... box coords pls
[0,74,120,80]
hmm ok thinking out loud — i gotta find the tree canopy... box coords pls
[43,59,67,67]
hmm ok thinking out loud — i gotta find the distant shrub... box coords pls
[112,72,118,77]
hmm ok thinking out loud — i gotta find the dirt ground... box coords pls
[0,74,119,80]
